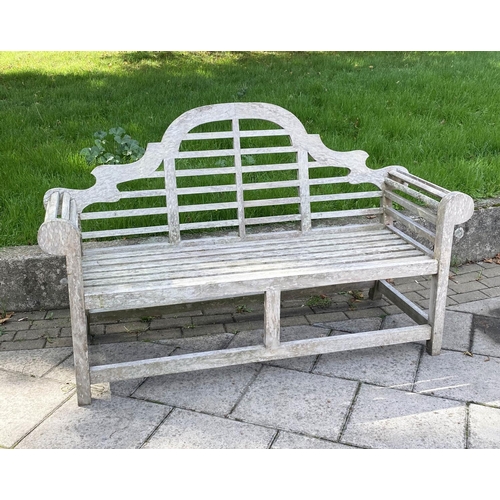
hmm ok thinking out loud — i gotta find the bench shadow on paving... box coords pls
[2,270,500,449]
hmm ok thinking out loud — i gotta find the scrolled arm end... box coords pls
[440,191,475,226]
[38,191,82,256]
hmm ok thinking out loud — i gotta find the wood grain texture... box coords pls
[37,102,475,405]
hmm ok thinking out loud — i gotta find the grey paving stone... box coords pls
[395,281,426,293]
[105,321,148,334]
[449,271,484,284]
[449,297,500,317]
[16,395,170,449]
[344,307,386,320]
[271,431,357,449]
[342,384,466,449]
[227,325,326,372]
[0,370,73,448]
[449,290,490,304]
[305,311,348,324]
[414,350,500,407]
[44,337,73,348]
[138,328,182,341]
[0,339,46,351]
[44,309,70,319]
[14,311,46,321]
[478,276,500,288]
[0,347,72,378]
[468,404,500,449]
[45,341,176,397]
[451,264,485,276]
[144,408,275,449]
[231,365,358,441]
[448,280,487,294]
[382,313,417,330]
[475,265,500,278]
[280,315,310,327]
[191,314,234,326]
[0,319,32,332]
[0,332,15,342]
[182,323,226,337]
[471,316,500,357]
[478,287,500,299]
[381,311,472,351]
[15,327,59,341]
[133,364,260,417]
[313,343,422,389]
[31,318,71,329]
[313,316,382,333]
[156,332,234,353]
[441,311,473,351]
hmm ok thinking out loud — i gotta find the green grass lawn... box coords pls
[1,51,500,247]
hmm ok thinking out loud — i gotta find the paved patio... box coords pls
[1,261,500,449]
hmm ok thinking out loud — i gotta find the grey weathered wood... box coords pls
[264,288,281,348]
[376,279,429,325]
[90,325,432,383]
[37,102,474,405]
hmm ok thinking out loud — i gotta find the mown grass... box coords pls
[1,51,500,246]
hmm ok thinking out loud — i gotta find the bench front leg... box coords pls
[264,288,281,349]
[427,192,474,355]
[67,253,91,405]
[38,191,91,404]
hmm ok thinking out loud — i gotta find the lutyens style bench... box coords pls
[38,102,474,405]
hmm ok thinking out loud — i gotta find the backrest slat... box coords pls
[70,103,388,242]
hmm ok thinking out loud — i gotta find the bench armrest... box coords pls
[382,169,474,259]
[38,190,82,257]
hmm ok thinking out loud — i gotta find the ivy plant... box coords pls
[80,127,145,165]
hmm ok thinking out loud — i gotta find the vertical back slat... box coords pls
[232,117,246,239]
[165,158,180,244]
[298,149,311,233]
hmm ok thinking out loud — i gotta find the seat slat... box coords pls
[83,238,412,282]
[82,229,400,268]
[84,245,423,287]
[83,233,404,274]
[84,255,438,305]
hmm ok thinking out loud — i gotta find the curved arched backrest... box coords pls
[58,103,386,242]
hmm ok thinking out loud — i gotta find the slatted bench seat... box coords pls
[38,102,474,405]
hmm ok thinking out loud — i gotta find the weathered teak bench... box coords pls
[38,102,474,405]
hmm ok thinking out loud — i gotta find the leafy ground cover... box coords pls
[1,51,499,246]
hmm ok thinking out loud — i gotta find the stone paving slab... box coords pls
[45,341,177,397]
[271,431,356,449]
[313,343,422,390]
[341,384,467,449]
[0,346,72,378]
[133,364,260,417]
[449,296,500,317]
[231,365,358,441]
[471,315,500,357]
[467,404,500,449]
[0,369,73,448]
[414,349,500,407]
[226,325,327,372]
[144,408,276,449]
[16,395,170,449]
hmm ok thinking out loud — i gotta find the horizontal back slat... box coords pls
[79,105,388,241]
[82,225,169,239]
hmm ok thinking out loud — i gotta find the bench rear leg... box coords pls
[369,280,382,300]
[264,288,281,349]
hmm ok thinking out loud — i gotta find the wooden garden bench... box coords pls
[38,102,474,405]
